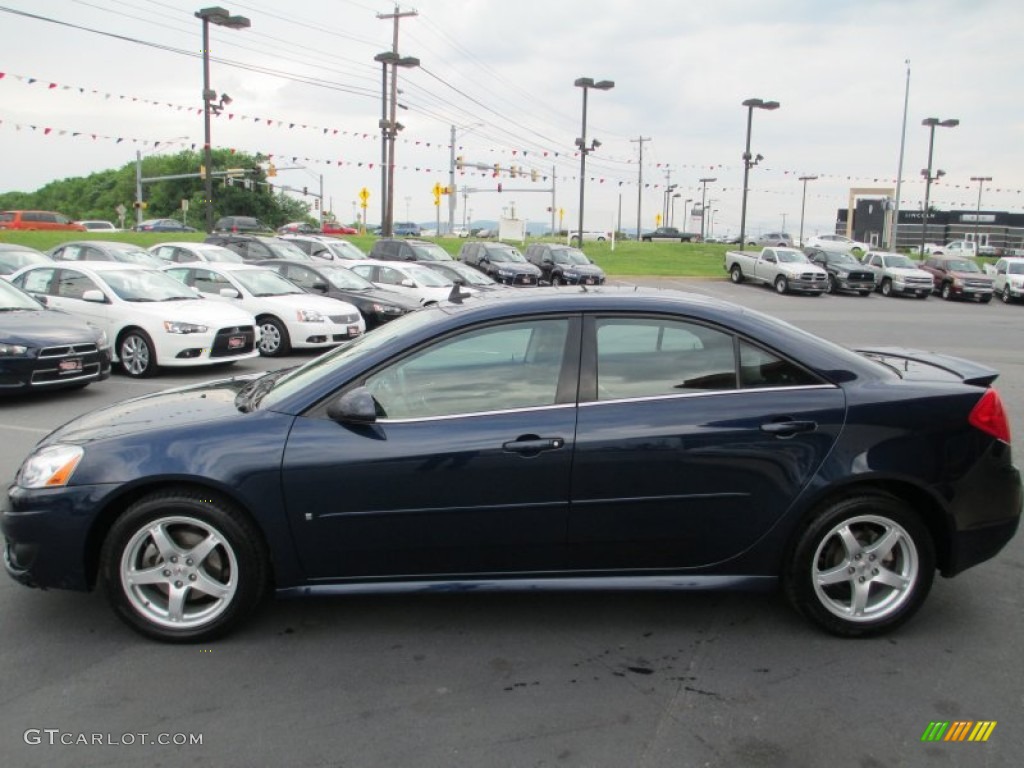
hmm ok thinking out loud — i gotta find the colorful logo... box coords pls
[921,721,997,742]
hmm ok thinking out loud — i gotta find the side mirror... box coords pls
[82,289,107,304]
[401,278,415,288]
[327,387,379,424]
[311,281,329,293]
[219,287,241,299]
[33,293,49,307]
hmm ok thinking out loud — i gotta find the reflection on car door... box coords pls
[281,316,582,578]
[568,315,846,570]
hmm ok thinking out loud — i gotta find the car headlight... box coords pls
[953,277,964,287]
[0,343,29,357]
[163,321,209,334]
[371,303,404,315]
[17,444,84,489]
[95,330,110,350]
[296,309,326,322]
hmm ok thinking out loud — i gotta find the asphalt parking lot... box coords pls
[1,278,1022,768]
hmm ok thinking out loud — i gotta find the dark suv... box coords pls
[920,255,994,302]
[369,238,453,262]
[458,241,540,287]
[524,243,606,286]
[213,215,272,234]
[204,234,311,262]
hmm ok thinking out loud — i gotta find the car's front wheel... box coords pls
[100,489,268,642]
[775,275,789,294]
[941,283,954,300]
[1002,287,1014,304]
[119,329,158,378]
[258,316,291,357]
[826,275,836,294]
[880,278,893,297]
[785,494,934,637]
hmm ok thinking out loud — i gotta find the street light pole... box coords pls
[970,175,992,247]
[698,177,716,241]
[195,6,250,234]
[738,98,779,251]
[574,77,615,248]
[798,175,818,247]
[919,117,959,256]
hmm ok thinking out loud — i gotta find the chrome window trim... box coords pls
[581,383,839,408]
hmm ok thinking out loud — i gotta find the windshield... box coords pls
[552,248,590,265]
[404,265,453,287]
[441,264,492,286]
[776,251,808,264]
[109,246,164,267]
[884,255,916,268]
[319,265,375,290]
[103,269,199,301]
[489,247,526,263]
[196,245,245,263]
[945,259,980,272]
[0,278,44,309]
[1009,263,1024,275]
[326,241,366,260]
[410,244,453,262]
[260,306,444,410]
[232,269,306,296]
[826,251,858,265]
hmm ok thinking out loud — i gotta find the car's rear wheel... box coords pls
[100,489,267,643]
[258,316,291,357]
[730,265,744,284]
[785,495,934,637]
[119,329,157,378]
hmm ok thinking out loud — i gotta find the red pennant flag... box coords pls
[44,127,52,135]
[48,82,57,89]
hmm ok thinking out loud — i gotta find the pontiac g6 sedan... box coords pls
[3,288,1020,642]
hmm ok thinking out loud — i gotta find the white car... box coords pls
[9,262,259,377]
[149,242,246,264]
[76,220,121,232]
[803,233,872,255]
[278,234,367,261]
[345,259,469,305]
[162,262,365,357]
[991,257,1024,303]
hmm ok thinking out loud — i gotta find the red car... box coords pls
[321,222,358,235]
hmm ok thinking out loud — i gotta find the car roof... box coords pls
[37,261,151,272]
[164,261,268,273]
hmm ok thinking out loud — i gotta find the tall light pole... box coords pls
[373,52,392,232]
[919,117,959,256]
[798,175,817,247]
[574,77,615,248]
[196,6,250,234]
[970,175,992,246]
[670,193,681,226]
[662,184,677,226]
[738,98,780,251]
[386,53,419,238]
[698,177,716,241]
[631,136,650,238]
[682,198,692,231]
[890,60,911,250]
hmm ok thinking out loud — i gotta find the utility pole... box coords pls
[661,167,673,224]
[448,125,456,235]
[631,135,650,238]
[377,5,418,237]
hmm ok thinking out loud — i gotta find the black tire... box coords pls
[730,265,745,284]
[880,278,893,297]
[784,494,935,637]
[980,295,992,304]
[858,290,872,297]
[258,316,291,357]
[775,275,789,294]
[826,275,836,294]
[1002,287,1013,304]
[941,283,953,300]
[118,329,158,378]
[552,274,566,286]
[99,489,268,643]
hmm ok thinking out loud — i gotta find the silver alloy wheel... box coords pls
[119,515,238,630]
[811,514,919,623]
[1003,286,1012,304]
[259,321,282,355]
[775,276,788,294]
[120,333,151,376]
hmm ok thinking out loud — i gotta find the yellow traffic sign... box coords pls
[359,187,370,203]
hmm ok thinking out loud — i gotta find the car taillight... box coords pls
[969,388,1011,443]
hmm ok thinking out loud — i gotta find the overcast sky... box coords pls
[1,0,1021,236]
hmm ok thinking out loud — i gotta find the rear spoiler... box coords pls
[854,346,999,387]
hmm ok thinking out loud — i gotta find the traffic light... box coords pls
[531,169,539,182]
[303,186,308,196]
[267,163,277,177]
[497,183,503,193]
[456,155,464,170]
[433,188,441,206]
[493,163,500,177]
[314,198,320,210]
[510,166,518,178]
[199,164,206,180]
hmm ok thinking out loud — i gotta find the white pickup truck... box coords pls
[724,247,828,294]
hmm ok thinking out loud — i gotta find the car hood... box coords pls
[556,263,604,275]
[948,270,993,281]
[886,267,932,277]
[492,262,542,275]
[42,375,260,445]
[239,293,359,316]
[123,298,256,326]
[780,262,827,274]
[0,309,101,346]
[355,287,422,310]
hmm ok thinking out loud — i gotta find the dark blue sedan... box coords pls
[3,288,1020,642]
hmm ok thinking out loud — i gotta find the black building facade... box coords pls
[837,203,1024,253]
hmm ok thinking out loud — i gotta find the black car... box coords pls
[4,289,1021,643]
[804,247,877,296]
[204,234,311,262]
[640,227,698,242]
[133,219,197,233]
[0,278,111,393]
[420,260,505,292]
[524,243,606,285]
[213,216,272,234]
[259,259,420,328]
[458,241,540,286]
